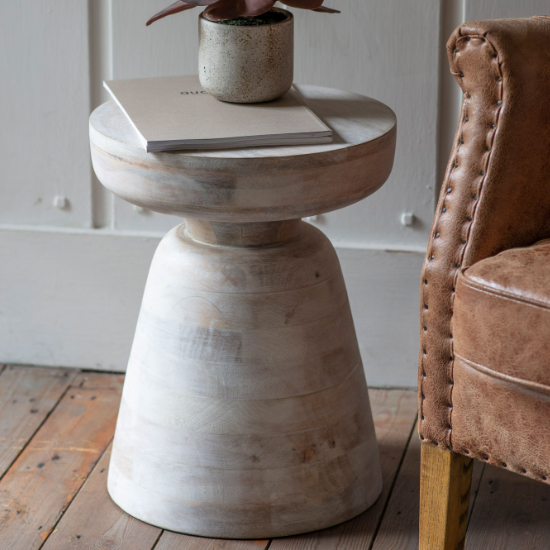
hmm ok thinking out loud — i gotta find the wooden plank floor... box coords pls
[1,366,549,549]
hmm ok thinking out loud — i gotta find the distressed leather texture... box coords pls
[418,16,550,483]
[451,241,550,479]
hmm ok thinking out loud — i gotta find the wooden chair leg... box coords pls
[419,442,474,550]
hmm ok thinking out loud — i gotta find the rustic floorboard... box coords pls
[40,443,162,550]
[0,377,120,550]
[466,463,550,550]
[371,432,484,550]
[2,368,550,549]
[73,371,125,391]
[155,532,269,550]
[0,365,77,478]
[268,389,418,550]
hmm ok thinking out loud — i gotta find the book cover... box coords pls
[103,75,333,152]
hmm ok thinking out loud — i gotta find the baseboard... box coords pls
[0,226,423,387]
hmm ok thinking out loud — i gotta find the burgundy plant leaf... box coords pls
[312,6,340,13]
[281,0,324,9]
[147,1,196,26]
[204,0,277,21]
[148,0,341,25]
[239,0,278,16]
[203,0,242,21]
[147,0,219,26]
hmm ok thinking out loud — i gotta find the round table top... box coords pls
[89,84,396,222]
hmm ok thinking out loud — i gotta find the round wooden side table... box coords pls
[89,85,397,539]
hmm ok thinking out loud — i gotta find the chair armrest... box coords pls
[419,16,550,447]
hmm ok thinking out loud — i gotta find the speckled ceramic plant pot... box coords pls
[198,8,293,104]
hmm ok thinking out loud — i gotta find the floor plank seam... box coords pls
[368,414,419,550]
[37,435,115,550]
[0,370,78,485]
[466,463,486,532]
[150,530,165,550]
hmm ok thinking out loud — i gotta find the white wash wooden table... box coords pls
[89,85,397,539]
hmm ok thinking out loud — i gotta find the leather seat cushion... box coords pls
[450,240,550,479]
[454,239,550,389]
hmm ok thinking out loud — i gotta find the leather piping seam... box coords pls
[420,31,504,452]
[455,353,550,397]
[459,273,550,312]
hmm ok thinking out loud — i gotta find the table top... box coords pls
[89,84,397,222]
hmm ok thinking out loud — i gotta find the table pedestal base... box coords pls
[108,220,382,538]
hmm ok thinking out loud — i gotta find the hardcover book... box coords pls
[103,75,333,152]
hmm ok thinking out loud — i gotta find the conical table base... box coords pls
[108,219,383,538]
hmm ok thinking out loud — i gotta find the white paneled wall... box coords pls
[0,0,546,386]
[1,1,93,228]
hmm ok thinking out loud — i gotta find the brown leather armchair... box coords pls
[418,16,550,550]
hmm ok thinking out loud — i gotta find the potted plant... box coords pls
[147,1,339,103]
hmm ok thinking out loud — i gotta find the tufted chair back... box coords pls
[419,15,550,448]
[418,16,550,550]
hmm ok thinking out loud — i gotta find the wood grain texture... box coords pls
[0,366,76,477]
[0,385,120,550]
[419,443,474,550]
[269,390,418,550]
[466,463,550,550]
[0,228,425,387]
[73,371,126,391]
[155,532,269,550]
[4,373,550,548]
[372,434,483,550]
[89,85,396,223]
[108,220,383,538]
[41,443,161,550]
